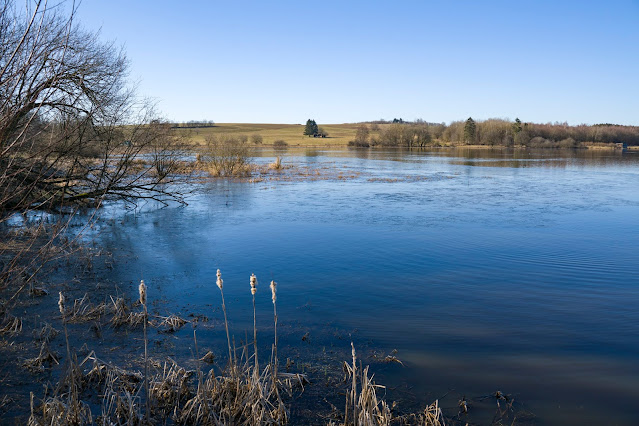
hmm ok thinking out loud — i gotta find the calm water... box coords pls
[94,147,639,424]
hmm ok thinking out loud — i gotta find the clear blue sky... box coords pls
[76,0,639,125]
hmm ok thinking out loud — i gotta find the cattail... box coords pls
[139,279,150,421]
[58,292,65,316]
[270,280,277,304]
[250,273,258,370]
[351,341,358,423]
[216,269,232,365]
[250,273,257,295]
[216,269,223,290]
[139,280,147,305]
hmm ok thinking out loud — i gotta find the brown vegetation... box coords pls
[200,134,253,177]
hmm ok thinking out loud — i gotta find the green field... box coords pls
[173,123,362,146]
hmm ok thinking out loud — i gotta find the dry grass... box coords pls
[18,273,453,425]
[268,156,284,170]
[23,341,60,372]
[0,313,22,335]
[327,344,444,426]
[173,123,362,147]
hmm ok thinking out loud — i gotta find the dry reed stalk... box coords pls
[217,269,233,366]
[58,292,72,368]
[270,280,278,389]
[351,342,358,425]
[139,279,151,424]
[250,273,258,372]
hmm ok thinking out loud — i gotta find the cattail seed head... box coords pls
[250,273,257,295]
[139,280,147,305]
[351,342,356,361]
[216,269,223,290]
[58,292,65,316]
[270,280,277,304]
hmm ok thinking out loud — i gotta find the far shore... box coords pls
[172,123,636,150]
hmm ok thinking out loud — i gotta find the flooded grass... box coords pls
[0,257,539,425]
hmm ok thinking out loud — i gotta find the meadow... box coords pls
[174,123,362,147]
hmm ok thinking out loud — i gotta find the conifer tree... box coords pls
[464,117,476,144]
[304,119,318,136]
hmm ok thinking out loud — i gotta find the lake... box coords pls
[91,147,639,424]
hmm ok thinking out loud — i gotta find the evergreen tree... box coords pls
[464,117,476,144]
[513,118,523,134]
[304,119,318,136]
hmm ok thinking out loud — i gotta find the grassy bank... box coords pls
[173,123,361,147]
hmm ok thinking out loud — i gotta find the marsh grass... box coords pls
[330,344,443,426]
[20,272,452,425]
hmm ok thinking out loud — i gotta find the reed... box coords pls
[332,344,444,426]
[250,273,258,372]
[21,271,451,425]
[351,342,358,424]
[139,280,150,423]
[270,280,278,391]
[216,269,233,366]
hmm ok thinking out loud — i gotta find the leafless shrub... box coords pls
[200,134,253,177]
[251,134,263,145]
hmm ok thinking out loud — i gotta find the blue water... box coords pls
[95,147,639,424]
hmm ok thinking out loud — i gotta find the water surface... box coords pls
[96,147,639,424]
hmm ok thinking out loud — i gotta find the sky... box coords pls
[75,0,639,125]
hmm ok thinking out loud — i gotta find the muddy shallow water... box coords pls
[2,147,639,424]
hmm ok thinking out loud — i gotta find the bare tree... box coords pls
[0,0,187,291]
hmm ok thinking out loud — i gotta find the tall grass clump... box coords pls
[268,156,283,170]
[329,343,444,426]
[23,272,454,425]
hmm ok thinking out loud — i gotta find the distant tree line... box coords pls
[171,120,216,129]
[350,118,639,148]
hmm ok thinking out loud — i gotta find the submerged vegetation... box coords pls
[7,270,463,425]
